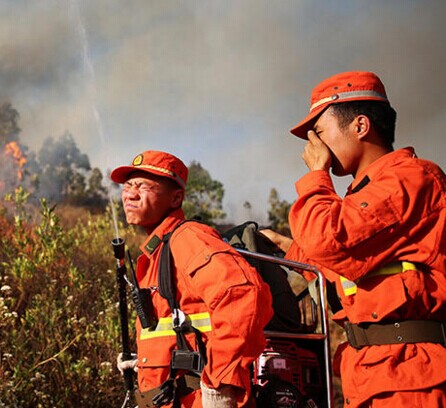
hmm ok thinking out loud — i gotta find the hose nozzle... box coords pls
[112,237,125,260]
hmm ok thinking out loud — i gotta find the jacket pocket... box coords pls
[343,274,407,323]
[335,194,400,248]
[183,249,250,309]
[137,332,199,368]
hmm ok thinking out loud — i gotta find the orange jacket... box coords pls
[287,148,446,407]
[134,209,273,407]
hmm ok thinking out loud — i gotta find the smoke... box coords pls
[1,0,445,222]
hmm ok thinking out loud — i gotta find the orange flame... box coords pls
[4,141,27,181]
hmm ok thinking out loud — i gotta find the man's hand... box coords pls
[201,382,238,408]
[116,352,138,375]
[302,131,332,172]
[258,229,293,253]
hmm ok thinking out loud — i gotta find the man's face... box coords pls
[121,173,183,231]
[312,107,360,176]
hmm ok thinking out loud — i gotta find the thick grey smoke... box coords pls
[1,0,445,222]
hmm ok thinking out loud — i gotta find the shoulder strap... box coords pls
[157,219,207,372]
[158,229,178,313]
[153,219,212,406]
[158,220,198,312]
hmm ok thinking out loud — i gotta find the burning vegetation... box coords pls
[4,141,27,180]
[2,141,27,195]
[0,103,110,211]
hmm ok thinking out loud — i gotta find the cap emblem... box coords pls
[133,154,143,166]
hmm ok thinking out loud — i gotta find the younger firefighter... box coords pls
[112,150,273,408]
[284,71,446,407]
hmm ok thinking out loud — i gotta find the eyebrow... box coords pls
[123,180,138,187]
[123,180,145,189]
[124,179,159,189]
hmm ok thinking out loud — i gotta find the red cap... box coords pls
[290,71,390,139]
[110,150,188,189]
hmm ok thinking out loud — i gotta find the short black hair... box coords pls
[330,100,397,147]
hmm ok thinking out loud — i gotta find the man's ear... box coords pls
[171,189,185,209]
[353,115,371,140]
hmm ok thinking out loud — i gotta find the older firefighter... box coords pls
[285,71,446,407]
[111,150,273,408]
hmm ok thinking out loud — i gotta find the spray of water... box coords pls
[109,196,120,240]
[69,0,106,146]
[69,0,121,239]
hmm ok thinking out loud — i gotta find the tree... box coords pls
[67,172,87,203]
[267,188,292,235]
[183,161,226,225]
[0,103,20,147]
[0,104,108,210]
[36,132,91,203]
[85,167,108,209]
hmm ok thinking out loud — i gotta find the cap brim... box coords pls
[290,104,326,139]
[110,166,138,183]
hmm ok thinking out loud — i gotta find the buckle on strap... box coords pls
[135,375,201,408]
[172,308,186,328]
[152,379,175,407]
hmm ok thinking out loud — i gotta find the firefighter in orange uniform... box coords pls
[286,71,446,407]
[111,150,273,408]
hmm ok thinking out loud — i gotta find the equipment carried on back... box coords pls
[121,220,333,407]
[222,222,323,407]
[221,221,306,333]
[147,220,308,406]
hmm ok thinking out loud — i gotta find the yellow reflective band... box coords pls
[401,262,417,272]
[136,164,185,188]
[140,312,212,340]
[366,261,417,278]
[340,276,357,296]
[340,262,417,296]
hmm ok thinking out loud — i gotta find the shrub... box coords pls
[0,188,137,407]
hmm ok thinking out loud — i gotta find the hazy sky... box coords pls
[1,0,445,223]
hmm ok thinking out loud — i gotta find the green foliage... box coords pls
[37,132,91,203]
[0,103,20,146]
[34,133,109,209]
[183,161,226,225]
[0,188,136,407]
[267,188,292,234]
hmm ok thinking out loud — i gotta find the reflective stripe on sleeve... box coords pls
[340,262,418,296]
[365,261,417,279]
[340,276,357,296]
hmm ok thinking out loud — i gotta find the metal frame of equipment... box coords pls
[237,249,334,408]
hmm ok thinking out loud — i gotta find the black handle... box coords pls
[112,238,134,392]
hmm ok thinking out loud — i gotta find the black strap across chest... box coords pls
[158,220,207,361]
[152,220,207,406]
